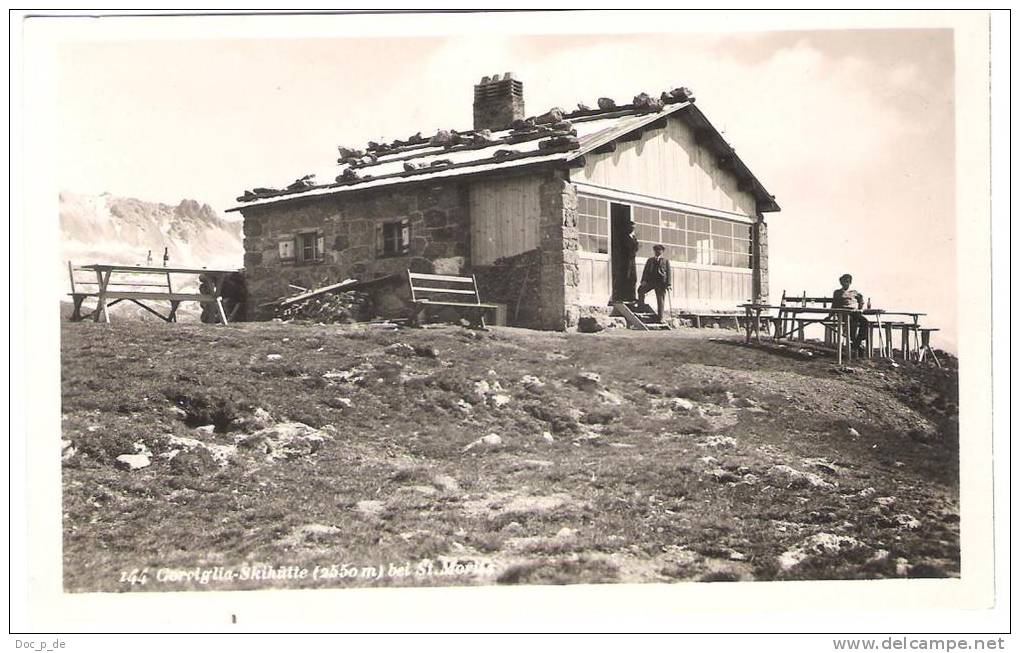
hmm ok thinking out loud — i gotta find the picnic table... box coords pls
[739,303,928,365]
[67,263,241,324]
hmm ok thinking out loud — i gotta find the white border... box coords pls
[10,9,1006,636]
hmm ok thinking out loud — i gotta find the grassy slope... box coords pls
[60,321,960,592]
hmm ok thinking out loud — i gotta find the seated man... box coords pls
[198,274,220,324]
[832,273,869,353]
[219,271,249,322]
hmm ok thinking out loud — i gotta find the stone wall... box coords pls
[241,170,582,329]
[240,183,471,319]
[754,218,769,303]
[539,174,581,329]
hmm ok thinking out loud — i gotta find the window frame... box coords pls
[379,219,412,258]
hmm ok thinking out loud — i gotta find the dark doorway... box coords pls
[610,202,635,302]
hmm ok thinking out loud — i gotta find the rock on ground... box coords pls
[355,500,386,519]
[384,343,416,357]
[779,533,868,571]
[115,454,151,471]
[236,422,331,461]
[573,372,601,391]
[767,464,835,489]
[432,474,461,493]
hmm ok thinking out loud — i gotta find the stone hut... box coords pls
[230,74,780,329]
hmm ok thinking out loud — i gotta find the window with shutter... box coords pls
[381,219,412,257]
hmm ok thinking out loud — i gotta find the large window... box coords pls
[577,195,609,254]
[577,193,753,269]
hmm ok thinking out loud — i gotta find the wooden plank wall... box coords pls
[573,115,758,218]
[469,175,542,265]
[661,263,753,312]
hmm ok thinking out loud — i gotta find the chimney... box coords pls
[473,72,524,131]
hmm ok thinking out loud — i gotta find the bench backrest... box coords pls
[407,271,482,305]
[68,261,176,294]
[779,290,831,309]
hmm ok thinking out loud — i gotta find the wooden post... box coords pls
[837,314,843,365]
[94,268,112,323]
[845,314,852,362]
[216,297,229,325]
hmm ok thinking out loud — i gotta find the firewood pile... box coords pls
[274,291,370,323]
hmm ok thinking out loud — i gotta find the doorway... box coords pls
[610,202,635,302]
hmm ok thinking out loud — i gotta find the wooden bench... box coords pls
[67,262,231,324]
[407,271,499,329]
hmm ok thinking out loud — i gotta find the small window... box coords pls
[296,231,324,264]
[380,220,411,257]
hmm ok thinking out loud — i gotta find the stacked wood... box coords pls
[276,290,370,323]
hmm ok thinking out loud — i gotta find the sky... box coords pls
[54,19,957,350]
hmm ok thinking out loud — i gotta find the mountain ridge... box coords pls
[60,190,244,270]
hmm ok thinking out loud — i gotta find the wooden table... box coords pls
[738,304,881,365]
[68,263,240,324]
[738,304,930,365]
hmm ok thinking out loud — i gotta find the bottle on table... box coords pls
[162,247,169,267]
[146,250,152,266]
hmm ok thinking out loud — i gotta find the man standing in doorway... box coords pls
[616,219,640,302]
[832,273,869,353]
[638,244,672,320]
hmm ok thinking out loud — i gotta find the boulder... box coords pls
[573,372,601,391]
[236,422,331,461]
[778,533,867,571]
[490,394,512,408]
[429,129,453,146]
[895,514,922,530]
[767,464,835,489]
[520,375,545,392]
[356,500,386,519]
[432,474,461,493]
[384,342,416,357]
[481,433,502,447]
[413,345,439,358]
[115,454,151,471]
[577,315,612,333]
[669,398,696,412]
[632,92,664,111]
[534,107,565,125]
[470,379,491,402]
[597,97,616,110]
[168,447,218,476]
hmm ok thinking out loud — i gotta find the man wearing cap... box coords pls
[832,273,869,353]
[638,244,672,320]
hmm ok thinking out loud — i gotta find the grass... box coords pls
[60,320,960,592]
